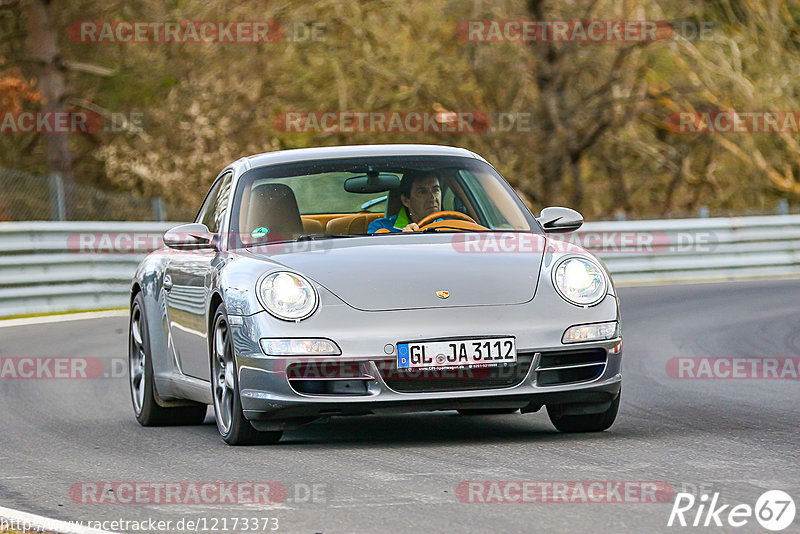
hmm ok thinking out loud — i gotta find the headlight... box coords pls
[562,321,618,343]
[553,257,608,307]
[258,272,318,321]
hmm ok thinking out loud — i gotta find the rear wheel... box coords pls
[211,303,283,446]
[457,408,519,415]
[129,293,207,426]
[547,391,620,433]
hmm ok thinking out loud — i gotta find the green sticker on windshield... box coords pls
[251,227,269,239]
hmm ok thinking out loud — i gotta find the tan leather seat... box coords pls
[305,213,357,228]
[301,217,324,234]
[326,214,368,235]
[242,183,303,243]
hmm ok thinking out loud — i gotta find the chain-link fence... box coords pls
[0,168,195,222]
[2,166,796,223]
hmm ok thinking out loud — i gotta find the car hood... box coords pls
[241,233,545,311]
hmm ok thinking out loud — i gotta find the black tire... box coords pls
[547,391,620,433]
[129,293,207,426]
[457,408,520,415]
[210,303,283,446]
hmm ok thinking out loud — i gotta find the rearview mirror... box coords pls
[163,223,217,250]
[537,207,583,233]
[344,173,401,193]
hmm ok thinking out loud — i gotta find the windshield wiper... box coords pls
[296,233,356,241]
[242,234,353,247]
[370,227,490,235]
[420,226,486,233]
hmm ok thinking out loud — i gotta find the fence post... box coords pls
[778,199,789,215]
[152,197,166,222]
[48,173,66,221]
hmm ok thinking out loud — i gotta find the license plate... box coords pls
[396,337,516,369]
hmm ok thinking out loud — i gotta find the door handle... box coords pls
[163,274,173,291]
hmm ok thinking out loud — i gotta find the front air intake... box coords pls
[536,349,607,386]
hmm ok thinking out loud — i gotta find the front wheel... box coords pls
[547,391,620,433]
[129,293,207,426]
[210,303,283,446]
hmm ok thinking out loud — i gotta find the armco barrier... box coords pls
[587,216,800,283]
[1,216,799,318]
[0,222,173,318]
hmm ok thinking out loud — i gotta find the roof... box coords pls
[242,144,486,170]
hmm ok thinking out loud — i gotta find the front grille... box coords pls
[377,353,535,393]
[536,348,607,386]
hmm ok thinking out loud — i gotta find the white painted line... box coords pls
[0,309,127,329]
[0,505,118,534]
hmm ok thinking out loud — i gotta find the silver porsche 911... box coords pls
[129,144,622,445]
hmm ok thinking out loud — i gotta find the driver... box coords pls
[368,171,442,233]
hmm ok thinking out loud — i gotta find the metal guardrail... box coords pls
[583,216,800,284]
[1,216,799,318]
[0,222,173,318]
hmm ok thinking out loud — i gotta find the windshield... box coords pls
[229,155,540,247]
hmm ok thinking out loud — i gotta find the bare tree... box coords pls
[22,0,73,191]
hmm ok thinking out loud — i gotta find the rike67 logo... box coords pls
[668,490,796,531]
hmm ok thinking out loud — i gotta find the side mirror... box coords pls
[537,207,583,233]
[163,223,216,250]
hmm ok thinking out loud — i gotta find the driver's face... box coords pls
[402,175,441,224]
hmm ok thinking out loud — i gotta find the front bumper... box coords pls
[241,375,622,430]
[230,302,622,428]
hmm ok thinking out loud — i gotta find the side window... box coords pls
[458,170,512,228]
[442,186,455,211]
[441,177,469,216]
[210,173,233,233]
[197,173,232,233]
[196,180,222,228]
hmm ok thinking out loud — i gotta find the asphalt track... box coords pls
[0,279,798,534]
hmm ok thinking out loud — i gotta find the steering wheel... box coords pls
[417,210,477,228]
